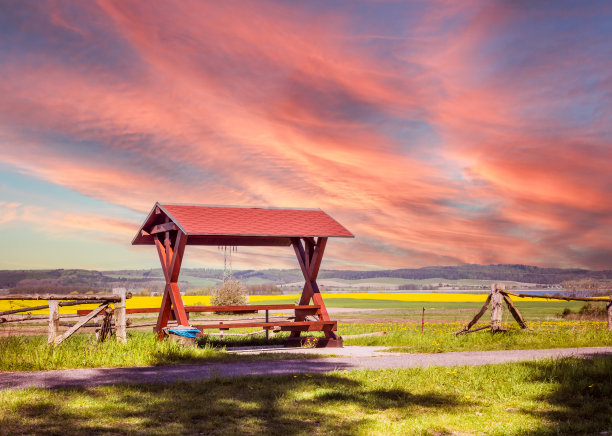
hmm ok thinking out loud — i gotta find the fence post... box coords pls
[607,297,612,331]
[113,288,127,343]
[490,283,504,332]
[48,300,59,345]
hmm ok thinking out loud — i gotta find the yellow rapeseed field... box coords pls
[0,292,559,315]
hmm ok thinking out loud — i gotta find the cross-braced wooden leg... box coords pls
[154,227,189,339]
[291,237,337,342]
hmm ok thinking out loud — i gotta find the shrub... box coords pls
[210,279,248,309]
[560,303,606,320]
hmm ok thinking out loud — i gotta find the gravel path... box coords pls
[1,346,611,390]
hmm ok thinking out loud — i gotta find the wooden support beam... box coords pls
[154,237,170,283]
[503,294,529,330]
[455,294,491,335]
[607,298,612,331]
[291,237,336,341]
[184,236,292,246]
[155,287,173,339]
[149,222,178,234]
[154,230,189,339]
[53,303,108,346]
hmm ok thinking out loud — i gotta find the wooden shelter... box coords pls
[133,203,354,347]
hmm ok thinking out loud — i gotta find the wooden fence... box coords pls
[0,288,130,345]
[456,283,612,334]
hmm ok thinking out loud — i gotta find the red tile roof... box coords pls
[133,203,353,244]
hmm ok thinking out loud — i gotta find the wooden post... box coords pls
[113,287,127,343]
[607,298,612,331]
[490,283,504,332]
[421,307,425,333]
[47,300,59,345]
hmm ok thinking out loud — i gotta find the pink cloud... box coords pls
[1,1,610,269]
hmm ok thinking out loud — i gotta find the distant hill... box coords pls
[1,264,611,294]
[319,264,612,285]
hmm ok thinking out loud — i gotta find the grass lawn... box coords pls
[0,332,319,372]
[1,321,611,372]
[339,321,612,352]
[1,357,611,435]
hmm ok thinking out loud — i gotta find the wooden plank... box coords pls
[149,222,178,234]
[194,321,336,331]
[187,304,320,312]
[456,324,492,335]
[456,294,491,334]
[79,304,322,316]
[0,304,49,316]
[502,290,610,302]
[185,236,292,246]
[0,294,124,301]
[53,303,108,346]
[1,313,78,323]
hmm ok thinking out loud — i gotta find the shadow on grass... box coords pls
[2,374,466,435]
[521,355,612,435]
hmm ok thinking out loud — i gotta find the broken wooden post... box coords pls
[607,297,612,331]
[47,300,59,345]
[490,283,504,332]
[113,287,127,343]
[502,293,529,329]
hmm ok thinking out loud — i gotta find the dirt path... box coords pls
[2,346,611,390]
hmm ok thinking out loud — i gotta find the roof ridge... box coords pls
[160,203,322,211]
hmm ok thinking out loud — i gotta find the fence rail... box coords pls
[0,289,130,345]
[456,283,612,335]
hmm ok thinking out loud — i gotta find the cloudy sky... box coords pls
[0,1,610,271]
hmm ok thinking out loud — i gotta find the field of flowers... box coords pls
[0,292,600,315]
[0,292,546,316]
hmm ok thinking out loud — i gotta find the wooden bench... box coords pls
[77,304,337,343]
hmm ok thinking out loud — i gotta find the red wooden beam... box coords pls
[154,229,190,338]
[290,237,337,341]
[148,222,178,234]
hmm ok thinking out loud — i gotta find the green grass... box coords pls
[2,321,610,372]
[1,357,611,435]
[339,321,612,352]
[0,332,318,372]
[179,275,221,287]
[256,298,587,319]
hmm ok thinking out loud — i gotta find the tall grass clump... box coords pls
[0,331,221,371]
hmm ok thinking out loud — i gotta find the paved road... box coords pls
[1,346,611,390]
